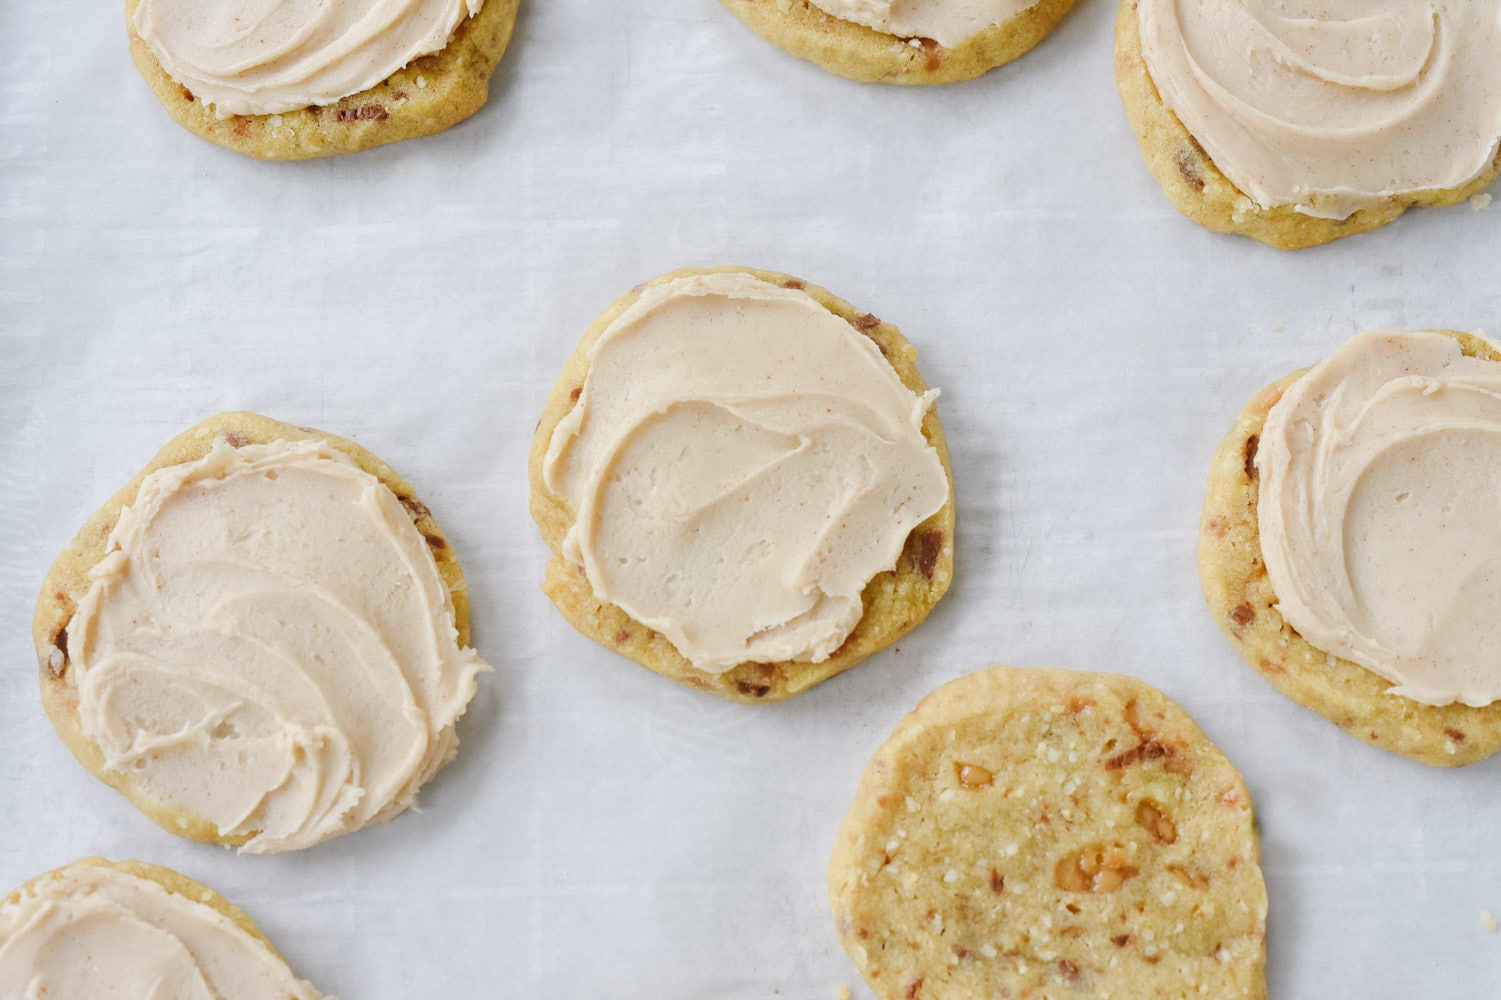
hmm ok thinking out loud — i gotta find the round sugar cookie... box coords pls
[0,857,324,997]
[1199,331,1501,767]
[1114,0,1501,250]
[528,265,955,705]
[719,0,1077,85]
[829,666,1267,1000]
[33,411,484,849]
[126,0,521,160]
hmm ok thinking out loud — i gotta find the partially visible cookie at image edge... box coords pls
[0,857,325,997]
[127,0,522,159]
[719,0,1077,85]
[1115,0,1501,249]
[829,665,1267,1000]
[1199,329,1501,766]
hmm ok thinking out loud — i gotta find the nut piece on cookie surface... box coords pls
[528,265,956,704]
[0,858,325,998]
[719,0,1078,85]
[126,0,522,159]
[1199,330,1501,765]
[829,666,1267,1000]
[33,412,488,851]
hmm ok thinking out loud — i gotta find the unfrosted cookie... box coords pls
[1199,330,1501,766]
[127,0,521,159]
[34,412,488,851]
[829,666,1267,1000]
[529,265,955,704]
[1115,0,1501,249]
[0,857,324,997]
[719,0,1077,85]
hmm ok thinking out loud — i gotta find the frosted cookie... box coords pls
[1116,0,1501,249]
[127,0,521,159]
[529,266,954,704]
[719,0,1077,84]
[1200,330,1501,766]
[829,666,1267,1000]
[0,857,325,998]
[33,412,488,851]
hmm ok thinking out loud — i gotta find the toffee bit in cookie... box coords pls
[954,762,994,789]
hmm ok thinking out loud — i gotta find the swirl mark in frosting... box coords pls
[134,0,485,117]
[543,272,949,674]
[69,438,486,852]
[1258,330,1501,707]
[1139,0,1501,218]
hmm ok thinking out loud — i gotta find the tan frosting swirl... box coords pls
[543,272,948,674]
[1258,330,1501,707]
[810,0,1042,47]
[0,864,323,999]
[1138,0,1501,219]
[132,0,485,117]
[69,439,486,853]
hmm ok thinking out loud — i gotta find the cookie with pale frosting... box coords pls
[829,666,1267,1000]
[1116,0,1501,249]
[1199,330,1501,766]
[1,857,324,998]
[34,411,487,850]
[528,265,955,704]
[127,0,521,159]
[719,0,1077,85]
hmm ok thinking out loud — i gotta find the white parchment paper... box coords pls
[1,2,1499,997]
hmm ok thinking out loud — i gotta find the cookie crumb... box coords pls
[1470,193,1492,212]
[1483,911,1498,933]
[836,986,852,1000]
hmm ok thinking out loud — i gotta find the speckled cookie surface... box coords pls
[126,0,521,160]
[32,411,475,845]
[1198,332,1501,766]
[528,265,955,705]
[829,666,1267,1000]
[1114,0,1501,250]
[5,857,291,958]
[719,0,1076,85]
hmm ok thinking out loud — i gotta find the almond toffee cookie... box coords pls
[33,412,488,852]
[529,266,954,704]
[127,0,521,159]
[1200,330,1501,766]
[719,0,1078,85]
[0,857,325,998]
[1116,0,1501,250]
[829,666,1267,1000]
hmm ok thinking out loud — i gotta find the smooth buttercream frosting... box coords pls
[1138,0,1501,219]
[811,0,1042,47]
[69,438,486,853]
[132,0,485,117]
[543,272,949,674]
[0,864,323,999]
[1258,329,1501,707]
